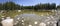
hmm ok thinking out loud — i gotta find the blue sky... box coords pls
[0,0,60,6]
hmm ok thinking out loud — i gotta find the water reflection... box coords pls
[14,13,59,26]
